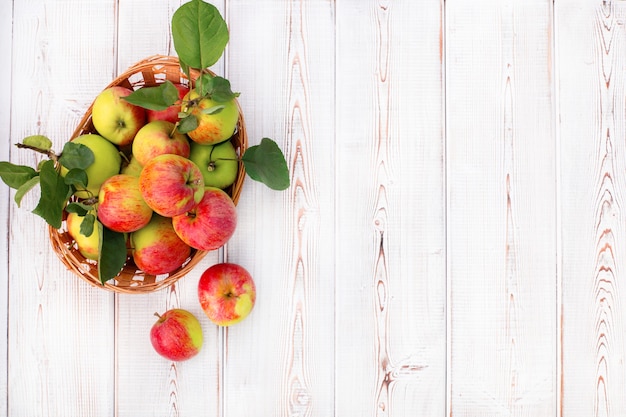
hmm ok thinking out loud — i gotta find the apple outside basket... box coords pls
[48,55,247,294]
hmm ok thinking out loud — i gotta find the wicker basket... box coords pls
[48,55,247,294]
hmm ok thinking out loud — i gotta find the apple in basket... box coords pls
[139,154,205,218]
[172,187,237,251]
[130,214,191,276]
[188,140,239,189]
[97,174,153,233]
[150,309,203,361]
[91,86,146,146]
[181,88,239,145]
[132,120,190,166]
[146,83,189,124]
[198,263,256,326]
[66,212,102,261]
[60,133,122,199]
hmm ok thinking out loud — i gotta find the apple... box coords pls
[182,89,239,145]
[197,263,256,326]
[188,140,238,189]
[61,134,122,199]
[132,120,190,166]
[130,214,191,275]
[97,174,153,233]
[139,154,205,217]
[92,86,146,146]
[146,83,189,123]
[150,309,203,361]
[66,212,101,261]
[172,187,237,251]
[120,155,143,178]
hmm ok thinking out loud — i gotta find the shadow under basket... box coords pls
[48,55,247,294]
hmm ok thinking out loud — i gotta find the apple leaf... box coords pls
[178,114,199,134]
[202,105,225,115]
[172,0,229,70]
[14,176,40,207]
[123,81,180,111]
[59,142,95,171]
[80,213,96,238]
[98,225,127,284]
[63,168,88,190]
[242,138,290,191]
[0,161,38,189]
[65,201,92,216]
[32,160,71,229]
[22,135,53,151]
[197,73,239,102]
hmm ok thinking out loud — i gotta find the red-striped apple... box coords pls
[132,120,190,166]
[97,174,153,233]
[150,309,203,361]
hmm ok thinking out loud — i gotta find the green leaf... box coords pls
[202,105,225,115]
[196,74,239,102]
[80,213,96,237]
[63,168,88,189]
[123,81,180,111]
[0,161,37,189]
[242,138,290,191]
[98,225,127,284]
[172,0,229,70]
[59,142,95,171]
[14,176,40,207]
[65,201,93,216]
[178,114,199,134]
[22,135,53,151]
[32,160,71,229]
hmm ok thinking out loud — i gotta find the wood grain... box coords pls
[335,1,446,416]
[7,1,118,415]
[558,1,626,415]
[446,0,556,415]
[225,1,335,416]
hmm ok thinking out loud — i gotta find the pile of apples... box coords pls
[67,82,240,277]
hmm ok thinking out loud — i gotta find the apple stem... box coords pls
[169,123,178,138]
[154,312,162,319]
[15,143,58,162]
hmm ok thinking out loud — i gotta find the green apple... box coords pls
[66,212,101,261]
[188,140,238,189]
[92,86,146,146]
[130,214,191,276]
[61,134,122,199]
[132,120,190,166]
[182,89,239,145]
[120,155,143,178]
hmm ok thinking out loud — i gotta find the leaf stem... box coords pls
[15,143,58,162]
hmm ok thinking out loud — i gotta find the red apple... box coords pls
[92,86,146,146]
[130,214,191,275]
[146,83,189,123]
[172,187,237,251]
[97,174,153,233]
[150,309,203,361]
[198,263,256,326]
[139,154,205,217]
[132,120,190,166]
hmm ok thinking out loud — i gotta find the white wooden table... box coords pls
[2,0,624,415]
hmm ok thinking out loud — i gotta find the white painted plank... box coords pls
[335,1,446,415]
[0,0,12,415]
[557,1,626,416]
[446,0,556,415]
[225,0,336,416]
[113,1,222,416]
[7,1,118,415]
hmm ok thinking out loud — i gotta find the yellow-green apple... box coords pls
[61,134,122,199]
[181,89,239,145]
[132,120,190,166]
[92,86,146,146]
[139,154,205,217]
[98,174,153,233]
[120,155,143,178]
[197,263,256,326]
[146,83,189,124]
[188,140,238,189]
[66,212,101,261]
[172,187,237,251]
[130,214,191,275]
[150,309,203,361]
